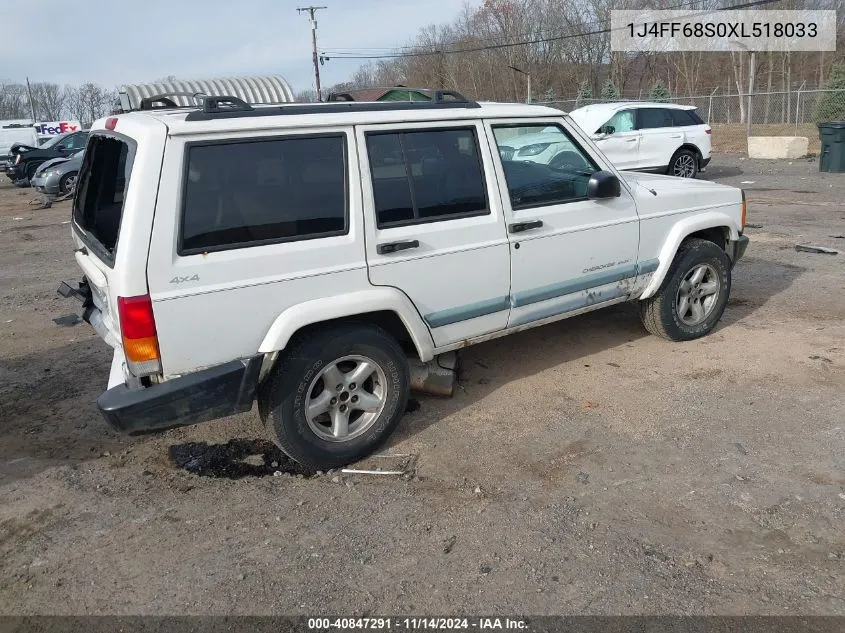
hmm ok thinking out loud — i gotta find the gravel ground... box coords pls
[1,155,844,615]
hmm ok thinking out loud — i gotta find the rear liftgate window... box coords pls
[180,135,348,254]
[73,135,132,261]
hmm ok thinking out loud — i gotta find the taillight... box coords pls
[740,190,747,230]
[705,127,712,134]
[117,294,162,376]
[105,117,118,131]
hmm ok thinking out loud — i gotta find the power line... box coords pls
[321,0,782,61]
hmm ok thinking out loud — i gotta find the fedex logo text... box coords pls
[36,121,80,135]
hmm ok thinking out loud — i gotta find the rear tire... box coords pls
[668,149,698,178]
[258,323,410,470]
[638,238,731,341]
[26,162,39,182]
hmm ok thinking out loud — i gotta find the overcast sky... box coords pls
[3,0,476,91]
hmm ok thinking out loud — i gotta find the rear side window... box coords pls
[670,109,698,126]
[180,135,347,254]
[688,109,705,124]
[637,108,674,130]
[73,134,133,264]
[366,128,488,228]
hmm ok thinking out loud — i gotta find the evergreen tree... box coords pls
[577,81,593,100]
[815,62,845,121]
[649,80,671,103]
[601,80,620,100]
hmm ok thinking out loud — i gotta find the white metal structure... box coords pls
[118,75,295,112]
[569,102,712,178]
[62,97,747,470]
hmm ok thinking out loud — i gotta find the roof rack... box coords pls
[184,90,481,121]
[325,88,469,103]
[139,92,208,110]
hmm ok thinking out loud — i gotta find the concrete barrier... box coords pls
[747,136,809,159]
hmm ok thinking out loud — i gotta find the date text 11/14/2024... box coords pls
[307,618,529,630]
[628,21,818,39]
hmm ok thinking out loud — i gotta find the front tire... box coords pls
[59,171,78,195]
[258,323,410,470]
[668,149,698,178]
[638,238,731,341]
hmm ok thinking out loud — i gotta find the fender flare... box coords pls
[257,287,436,362]
[639,212,740,299]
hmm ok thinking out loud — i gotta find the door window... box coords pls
[603,110,635,134]
[180,134,347,254]
[492,124,598,210]
[366,128,488,228]
[670,109,704,126]
[637,108,674,130]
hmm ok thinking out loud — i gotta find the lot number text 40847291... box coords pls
[306,618,528,630]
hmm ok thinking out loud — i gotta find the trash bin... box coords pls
[818,122,845,173]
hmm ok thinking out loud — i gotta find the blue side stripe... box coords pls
[510,286,628,327]
[637,258,660,274]
[424,296,511,328]
[511,265,637,308]
[424,259,660,329]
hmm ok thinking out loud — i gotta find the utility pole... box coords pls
[297,6,327,101]
[508,66,531,104]
[25,77,37,122]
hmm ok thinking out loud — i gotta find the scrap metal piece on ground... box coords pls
[795,244,839,255]
[53,314,81,326]
[341,452,417,477]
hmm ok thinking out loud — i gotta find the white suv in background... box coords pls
[60,93,747,470]
[569,102,712,178]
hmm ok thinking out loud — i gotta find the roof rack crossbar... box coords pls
[202,95,254,114]
[139,92,207,110]
[184,98,482,121]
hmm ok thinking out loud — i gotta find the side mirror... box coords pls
[598,124,615,136]
[587,171,621,199]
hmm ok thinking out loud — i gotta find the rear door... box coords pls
[635,108,678,170]
[356,121,511,348]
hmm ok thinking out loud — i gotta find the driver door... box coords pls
[484,118,641,329]
[593,109,640,170]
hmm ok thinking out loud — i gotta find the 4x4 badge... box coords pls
[169,275,200,284]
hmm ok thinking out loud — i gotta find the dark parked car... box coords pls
[5,130,88,183]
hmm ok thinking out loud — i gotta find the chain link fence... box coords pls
[539,89,845,154]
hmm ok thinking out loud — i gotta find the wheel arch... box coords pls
[257,288,436,368]
[673,143,702,160]
[639,214,739,299]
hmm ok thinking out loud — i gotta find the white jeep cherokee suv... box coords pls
[569,102,712,178]
[60,92,748,470]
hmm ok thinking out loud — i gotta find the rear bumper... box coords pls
[97,356,263,435]
[727,233,749,267]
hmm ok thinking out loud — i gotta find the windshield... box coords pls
[39,134,67,149]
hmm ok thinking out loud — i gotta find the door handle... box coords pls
[625,138,638,142]
[509,220,543,233]
[377,239,420,254]
[669,134,682,138]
